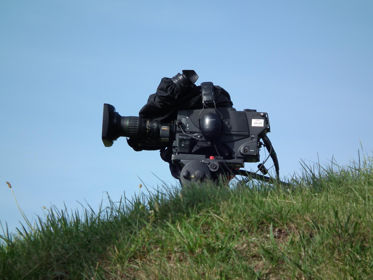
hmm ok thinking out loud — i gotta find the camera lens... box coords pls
[102,103,171,147]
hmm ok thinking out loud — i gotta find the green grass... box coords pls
[1,157,373,279]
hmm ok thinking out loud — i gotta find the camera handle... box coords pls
[201,82,216,108]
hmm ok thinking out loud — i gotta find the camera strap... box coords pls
[201,82,215,107]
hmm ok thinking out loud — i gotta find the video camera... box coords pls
[102,70,281,185]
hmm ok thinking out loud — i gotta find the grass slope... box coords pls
[1,159,373,279]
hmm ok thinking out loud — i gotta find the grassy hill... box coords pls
[1,158,373,279]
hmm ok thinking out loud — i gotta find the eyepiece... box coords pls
[171,70,199,87]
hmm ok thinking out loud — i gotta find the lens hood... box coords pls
[102,103,119,147]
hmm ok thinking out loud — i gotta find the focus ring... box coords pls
[122,117,140,137]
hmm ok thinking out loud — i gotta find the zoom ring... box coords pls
[123,117,140,137]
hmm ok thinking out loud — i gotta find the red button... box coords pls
[209,156,215,160]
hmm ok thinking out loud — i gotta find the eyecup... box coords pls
[182,70,199,84]
[171,70,199,87]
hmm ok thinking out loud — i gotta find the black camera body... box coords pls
[174,107,269,160]
[102,70,281,185]
[171,107,270,184]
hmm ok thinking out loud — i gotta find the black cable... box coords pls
[261,134,280,179]
[252,140,270,175]
[177,123,202,140]
[233,169,291,186]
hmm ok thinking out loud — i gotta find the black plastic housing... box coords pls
[173,107,270,163]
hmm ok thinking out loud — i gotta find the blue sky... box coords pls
[1,0,372,234]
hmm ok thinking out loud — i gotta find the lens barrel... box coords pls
[121,117,140,137]
[102,103,171,147]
